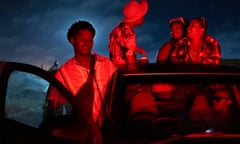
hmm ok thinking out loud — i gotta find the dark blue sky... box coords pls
[1,0,240,70]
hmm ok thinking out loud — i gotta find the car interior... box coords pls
[114,77,240,142]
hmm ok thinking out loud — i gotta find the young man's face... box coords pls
[70,29,94,55]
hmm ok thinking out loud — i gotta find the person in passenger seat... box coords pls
[189,84,236,124]
[208,85,239,130]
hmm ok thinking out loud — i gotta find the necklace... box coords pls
[189,46,202,63]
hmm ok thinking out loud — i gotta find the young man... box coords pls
[46,20,116,143]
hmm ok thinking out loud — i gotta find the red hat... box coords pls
[122,0,148,22]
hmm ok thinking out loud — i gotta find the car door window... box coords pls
[5,71,51,128]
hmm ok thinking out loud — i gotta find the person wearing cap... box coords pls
[170,17,221,65]
[156,17,188,63]
[108,0,148,69]
[108,0,159,122]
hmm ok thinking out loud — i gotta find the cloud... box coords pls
[211,17,240,59]
[217,31,240,58]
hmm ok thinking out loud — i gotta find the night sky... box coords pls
[1,0,240,70]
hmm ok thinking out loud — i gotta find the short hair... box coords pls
[67,20,96,42]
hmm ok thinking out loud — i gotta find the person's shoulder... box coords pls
[56,58,75,72]
[111,24,121,33]
[121,23,134,34]
[204,34,219,43]
[95,54,112,62]
[175,37,188,44]
[95,54,116,69]
[160,41,172,49]
[54,59,74,81]
[61,58,75,67]
[205,34,215,39]
[110,24,123,38]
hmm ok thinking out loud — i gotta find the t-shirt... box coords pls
[48,54,116,127]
